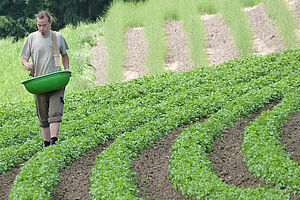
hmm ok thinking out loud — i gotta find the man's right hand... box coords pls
[24,62,33,71]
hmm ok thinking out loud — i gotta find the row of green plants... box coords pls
[169,72,300,199]
[1,49,298,173]
[242,87,300,194]
[3,49,299,199]
[103,0,299,83]
[6,51,299,199]
[89,68,300,199]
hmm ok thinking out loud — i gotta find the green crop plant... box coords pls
[242,88,300,194]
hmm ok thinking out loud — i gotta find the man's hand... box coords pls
[65,67,72,77]
[23,62,33,71]
[22,59,34,77]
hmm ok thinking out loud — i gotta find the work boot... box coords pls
[44,141,50,147]
[50,137,58,145]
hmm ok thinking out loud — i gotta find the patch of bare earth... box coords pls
[244,3,285,55]
[123,27,148,82]
[131,125,190,200]
[201,13,239,66]
[281,111,300,200]
[52,140,113,200]
[164,20,194,71]
[208,102,279,189]
[91,37,109,86]
[0,167,20,200]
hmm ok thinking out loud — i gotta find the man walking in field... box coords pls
[21,11,70,147]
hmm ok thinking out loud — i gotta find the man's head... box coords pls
[36,11,52,36]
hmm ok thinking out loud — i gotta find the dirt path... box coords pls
[208,102,279,188]
[0,167,19,200]
[131,125,190,200]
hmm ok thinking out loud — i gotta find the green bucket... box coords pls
[22,71,71,94]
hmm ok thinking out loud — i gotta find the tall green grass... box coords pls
[2,0,299,102]
[177,0,209,66]
[103,2,129,82]
[262,0,300,49]
[215,0,254,56]
[142,0,168,74]
[0,22,103,103]
[0,39,30,103]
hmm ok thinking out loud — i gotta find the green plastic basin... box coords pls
[22,71,71,94]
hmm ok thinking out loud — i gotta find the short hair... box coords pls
[36,11,51,22]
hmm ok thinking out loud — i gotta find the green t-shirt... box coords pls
[20,30,69,77]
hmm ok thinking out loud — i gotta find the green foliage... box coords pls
[262,0,300,48]
[0,0,111,40]
[4,49,300,199]
[216,0,254,56]
[242,88,300,193]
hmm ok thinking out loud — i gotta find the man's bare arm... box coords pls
[61,53,69,70]
[22,57,33,71]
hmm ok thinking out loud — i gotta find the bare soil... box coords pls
[1,1,299,200]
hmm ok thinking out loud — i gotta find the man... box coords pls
[21,11,70,147]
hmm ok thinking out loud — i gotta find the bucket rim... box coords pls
[22,71,71,85]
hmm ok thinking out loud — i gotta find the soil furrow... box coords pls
[123,27,148,82]
[244,3,284,55]
[0,167,20,200]
[131,125,190,200]
[201,13,239,66]
[281,111,300,200]
[91,37,109,86]
[52,140,113,200]
[281,111,300,165]
[164,20,194,71]
[208,102,279,188]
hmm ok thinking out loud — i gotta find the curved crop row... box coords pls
[242,87,300,194]
[3,49,300,199]
[169,73,300,199]
[88,72,300,199]
[1,49,299,149]
[2,50,298,173]
[9,54,298,199]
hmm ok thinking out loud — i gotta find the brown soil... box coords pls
[281,111,300,200]
[207,102,279,188]
[201,13,239,65]
[51,140,113,200]
[1,1,300,200]
[0,167,19,200]
[131,125,191,200]
[245,3,285,55]
[123,27,148,81]
[164,20,194,71]
[91,37,109,86]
